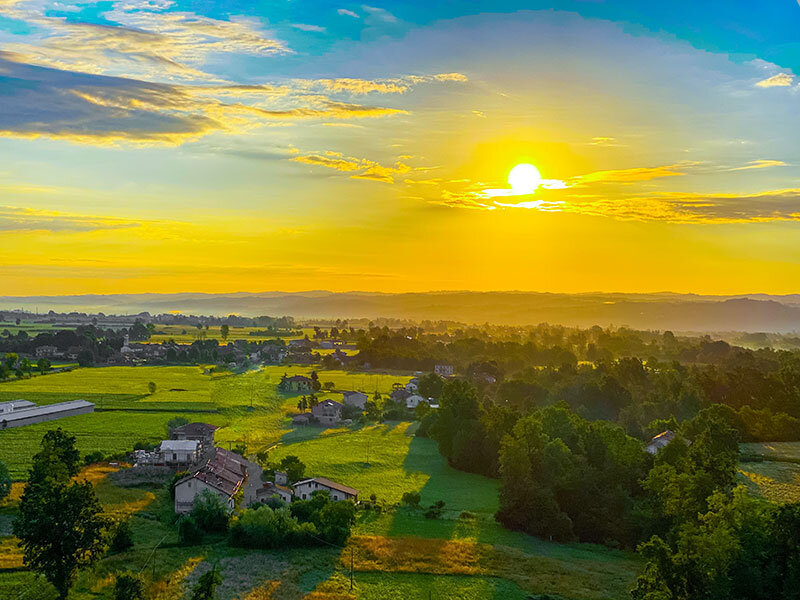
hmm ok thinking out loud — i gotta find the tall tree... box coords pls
[14,429,108,599]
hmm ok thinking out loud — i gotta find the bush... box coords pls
[0,460,10,502]
[401,491,421,507]
[458,511,476,520]
[114,572,145,600]
[109,520,134,552]
[229,505,315,549]
[424,500,445,519]
[190,489,229,533]
[178,516,203,545]
[84,451,105,466]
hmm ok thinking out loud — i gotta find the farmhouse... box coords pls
[171,422,219,451]
[0,400,94,429]
[405,394,428,410]
[158,440,200,466]
[255,482,294,504]
[341,391,368,410]
[278,374,314,393]
[35,345,61,358]
[173,448,248,514]
[293,477,359,502]
[434,364,454,377]
[311,398,343,426]
[405,378,420,393]
[646,430,676,454]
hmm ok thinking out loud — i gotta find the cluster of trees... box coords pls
[230,489,356,549]
[0,352,51,379]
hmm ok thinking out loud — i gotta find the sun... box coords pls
[508,163,543,194]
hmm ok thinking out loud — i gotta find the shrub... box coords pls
[190,490,230,533]
[401,491,421,507]
[229,505,315,549]
[109,520,134,552]
[458,511,477,520]
[424,500,445,519]
[84,451,105,466]
[114,572,145,600]
[178,516,203,545]
[0,460,10,502]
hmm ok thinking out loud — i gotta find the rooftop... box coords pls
[160,440,199,452]
[294,477,359,497]
[0,400,94,422]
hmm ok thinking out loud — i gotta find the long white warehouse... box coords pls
[0,400,95,429]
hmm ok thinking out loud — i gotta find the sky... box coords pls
[1,0,800,296]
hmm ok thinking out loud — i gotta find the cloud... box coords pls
[296,73,468,95]
[0,54,407,145]
[755,73,794,88]
[362,5,398,23]
[291,23,326,32]
[337,8,360,18]
[1,0,289,81]
[573,165,687,184]
[291,151,410,183]
[0,205,143,232]
[729,159,787,171]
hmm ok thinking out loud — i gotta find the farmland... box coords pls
[0,364,643,599]
[738,442,800,504]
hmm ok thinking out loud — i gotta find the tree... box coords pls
[190,489,229,533]
[4,352,18,372]
[310,370,321,391]
[418,372,444,399]
[0,460,10,501]
[109,519,134,552]
[279,455,306,484]
[167,416,189,437]
[14,430,108,600]
[178,515,204,545]
[148,381,157,395]
[113,572,145,600]
[220,324,230,341]
[36,358,51,374]
[191,565,222,600]
[77,349,95,367]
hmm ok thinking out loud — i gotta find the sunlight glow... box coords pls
[508,163,542,194]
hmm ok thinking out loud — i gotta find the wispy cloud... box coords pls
[755,73,794,88]
[291,151,410,183]
[728,159,787,171]
[573,165,687,184]
[291,23,326,32]
[0,205,143,232]
[337,8,360,18]
[362,5,398,23]
[295,73,468,95]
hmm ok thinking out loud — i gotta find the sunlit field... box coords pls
[0,364,641,599]
[739,442,800,504]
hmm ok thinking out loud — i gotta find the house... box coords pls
[341,391,368,410]
[274,471,288,485]
[646,430,676,454]
[405,378,420,393]
[0,400,94,429]
[171,423,219,451]
[311,399,343,426]
[35,345,60,358]
[157,440,199,466]
[405,394,428,410]
[288,338,314,352]
[293,477,358,502]
[278,374,315,393]
[173,448,248,514]
[291,413,310,426]
[390,388,411,404]
[256,482,294,504]
[434,364,454,377]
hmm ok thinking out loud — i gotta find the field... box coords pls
[0,365,641,599]
[739,442,800,504]
[145,325,315,345]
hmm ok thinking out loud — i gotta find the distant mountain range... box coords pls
[3,291,800,333]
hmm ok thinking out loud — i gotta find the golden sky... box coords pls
[2,2,800,295]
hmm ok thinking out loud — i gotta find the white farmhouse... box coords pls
[158,440,199,466]
[293,477,358,502]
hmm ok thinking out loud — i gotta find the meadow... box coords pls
[0,364,641,599]
[738,442,800,504]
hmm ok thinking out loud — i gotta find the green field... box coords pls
[0,365,641,599]
[739,442,800,504]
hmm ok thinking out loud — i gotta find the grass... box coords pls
[270,422,499,513]
[738,442,800,504]
[0,365,640,600]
